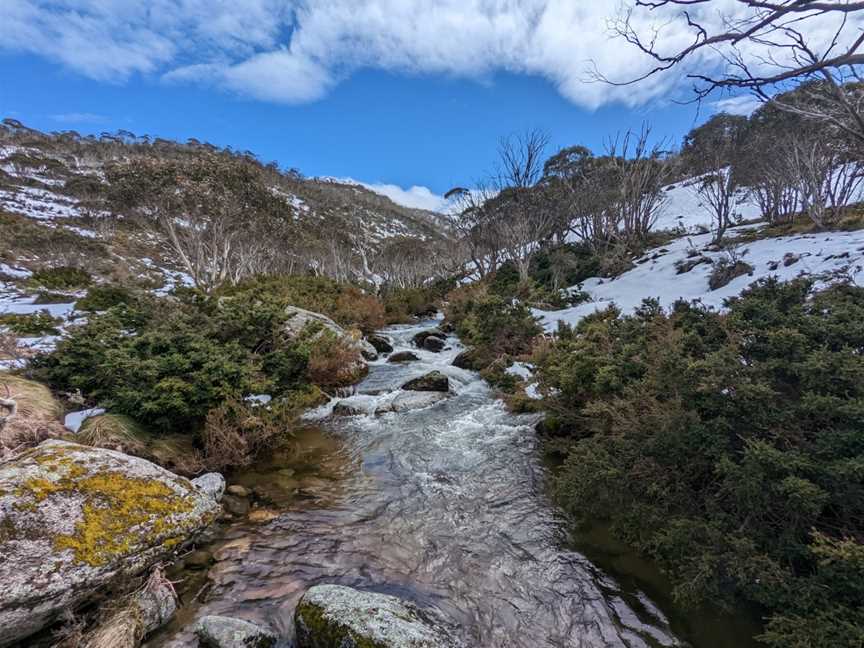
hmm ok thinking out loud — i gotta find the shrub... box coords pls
[31,266,91,289]
[76,284,137,312]
[538,278,864,646]
[0,310,61,335]
[381,286,438,323]
[300,327,366,389]
[708,256,754,290]
[445,283,541,370]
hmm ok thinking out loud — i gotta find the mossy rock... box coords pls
[0,439,223,645]
[295,585,459,648]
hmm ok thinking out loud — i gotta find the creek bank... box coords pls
[295,584,458,648]
[0,439,224,646]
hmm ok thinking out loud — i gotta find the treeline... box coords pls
[452,81,864,285]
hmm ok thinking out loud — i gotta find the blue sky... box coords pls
[0,2,769,210]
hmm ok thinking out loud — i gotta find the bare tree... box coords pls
[447,184,503,279]
[786,133,864,227]
[609,1,864,142]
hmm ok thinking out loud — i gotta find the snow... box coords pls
[536,226,864,332]
[0,186,83,220]
[0,264,32,278]
[64,407,106,433]
[245,394,272,406]
[505,362,534,380]
[652,175,762,234]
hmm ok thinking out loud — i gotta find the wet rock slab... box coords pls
[195,614,277,648]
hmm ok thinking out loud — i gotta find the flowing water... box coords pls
[150,319,739,648]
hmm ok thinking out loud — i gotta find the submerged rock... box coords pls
[366,334,394,354]
[376,391,449,414]
[387,351,420,363]
[402,371,450,393]
[195,615,277,648]
[332,401,369,417]
[0,439,222,645]
[295,584,457,648]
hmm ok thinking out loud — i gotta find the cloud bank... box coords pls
[6,1,859,110]
[5,2,861,110]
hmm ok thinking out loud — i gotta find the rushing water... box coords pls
[151,319,691,648]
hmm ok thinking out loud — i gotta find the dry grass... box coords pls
[0,373,66,456]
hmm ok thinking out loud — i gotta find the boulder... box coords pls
[387,351,420,364]
[295,584,457,648]
[195,615,277,648]
[222,494,250,517]
[422,336,446,353]
[284,305,376,362]
[451,350,480,371]
[376,391,448,414]
[402,371,450,393]
[412,330,446,349]
[192,472,227,500]
[0,439,222,645]
[366,334,394,354]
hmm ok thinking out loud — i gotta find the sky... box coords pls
[1,1,851,211]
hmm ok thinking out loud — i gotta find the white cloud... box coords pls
[4,1,863,109]
[328,177,449,212]
[49,112,108,124]
[710,95,762,116]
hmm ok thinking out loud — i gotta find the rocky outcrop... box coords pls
[0,439,222,646]
[195,615,277,648]
[284,305,378,361]
[295,584,457,648]
[402,371,450,393]
[388,351,420,363]
[366,334,394,354]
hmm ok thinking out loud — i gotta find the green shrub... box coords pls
[0,310,61,336]
[31,266,91,289]
[76,284,137,311]
[445,283,541,369]
[538,278,864,646]
[381,286,438,323]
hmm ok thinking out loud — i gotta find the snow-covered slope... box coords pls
[652,175,762,233]
[536,226,864,332]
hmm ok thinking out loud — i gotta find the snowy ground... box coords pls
[535,226,864,332]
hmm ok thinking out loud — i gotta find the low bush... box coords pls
[0,311,61,336]
[76,284,137,312]
[537,278,864,646]
[708,256,754,290]
[31,275,371,437]
[31,266,91,290]
[445,283,541,370]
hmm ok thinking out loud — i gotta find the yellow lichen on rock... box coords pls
[13,444,200,566]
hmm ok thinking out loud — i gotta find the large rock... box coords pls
[284,306,377,361]
[388,351,420,364]
[376,391,449,414]
[366,334,394,354]
[0,439,222,645]
[451,349,481,371]
[422,336,446,353]
[402,371,450,393]
[412,330,446,349]
[195,615,277,648]
[295,584,457,648]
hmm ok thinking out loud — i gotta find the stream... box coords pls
[150,319,744,648]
